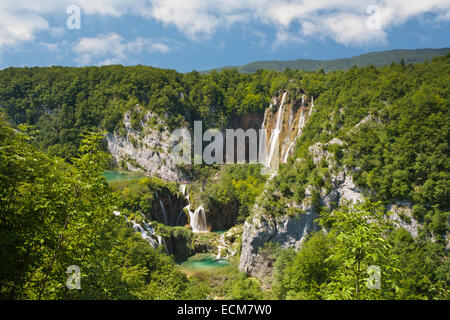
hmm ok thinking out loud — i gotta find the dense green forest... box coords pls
[0,54,448,300]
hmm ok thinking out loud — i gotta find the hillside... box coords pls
[203,48,450,73]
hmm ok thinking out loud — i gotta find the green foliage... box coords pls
[274,232,336,300]
[201,165,267,225]
[318,202,402,299]
[111,176,180,223]
[266,54,450,235]
[0,115,204,299]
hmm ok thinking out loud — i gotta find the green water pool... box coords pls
[179,254,229,271]
[103,170,144,182]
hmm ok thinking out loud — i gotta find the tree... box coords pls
[318,202,402,299]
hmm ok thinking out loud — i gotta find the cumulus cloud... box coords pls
[0,0,449,51]
[146,0,450,45]
[73,32,172,66]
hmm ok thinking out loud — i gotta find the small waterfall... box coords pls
[132,221,145,233]
[216,233,228,260]
[178,185,208,233]
[117,210,166,251]
[258,119,267,164]
[157,235,169,254]
[176,210,185,226]
[264,92,287,167]
[159,199,168,225]
[189,205,208,233]
[180,184,187,196]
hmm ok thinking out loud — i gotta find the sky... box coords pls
[0,0,449,72]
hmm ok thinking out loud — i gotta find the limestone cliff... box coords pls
[106,109,188,182]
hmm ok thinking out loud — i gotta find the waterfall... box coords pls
[157,235,169,254]
[216,233,228,260]
[258,119,267,165]
[125,214,165,250]
[283,108,307,163]
[180,184,187,196]
[189,205,208,233]
[132,221,145,233]
[176,210,185,226]
[264,91,287,168]
[178,185,208,233]
[159,199,168,225]
[308,96,314,117]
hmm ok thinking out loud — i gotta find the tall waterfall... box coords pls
[262,91,287,168]
[309,96,314,117]
[259,91,314,166]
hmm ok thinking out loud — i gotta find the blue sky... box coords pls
[0,1,449,72]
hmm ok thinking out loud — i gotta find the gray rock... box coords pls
[107,111,187,182]
[238,203,319,285]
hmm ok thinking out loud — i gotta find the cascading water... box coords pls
[115,210,166,251]
[190,205,208,233]
[216,233,229,260]
[178,185,208,233]
[264,92,287,168]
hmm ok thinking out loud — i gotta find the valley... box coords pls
[0,53,449,300]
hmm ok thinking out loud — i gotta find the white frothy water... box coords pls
[189,205,208,233]
[117,210,165,250]
[216,233,229,260]
[308,96,314,117]
[264,92,287,168]
[178,186,208,233]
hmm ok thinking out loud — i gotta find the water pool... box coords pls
[179,254,229,271]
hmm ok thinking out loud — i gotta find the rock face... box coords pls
[239,203,319,283]
[106,110,188,182]
[238,169,363,281]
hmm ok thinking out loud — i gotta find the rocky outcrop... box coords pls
[386,202,420,238]
[239,203,320,282]
[107,110,188,182]
[239,136,424,282]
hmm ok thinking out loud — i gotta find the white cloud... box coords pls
[73,32,172,66]
[144,0,450,45]
[0,0,449,52]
